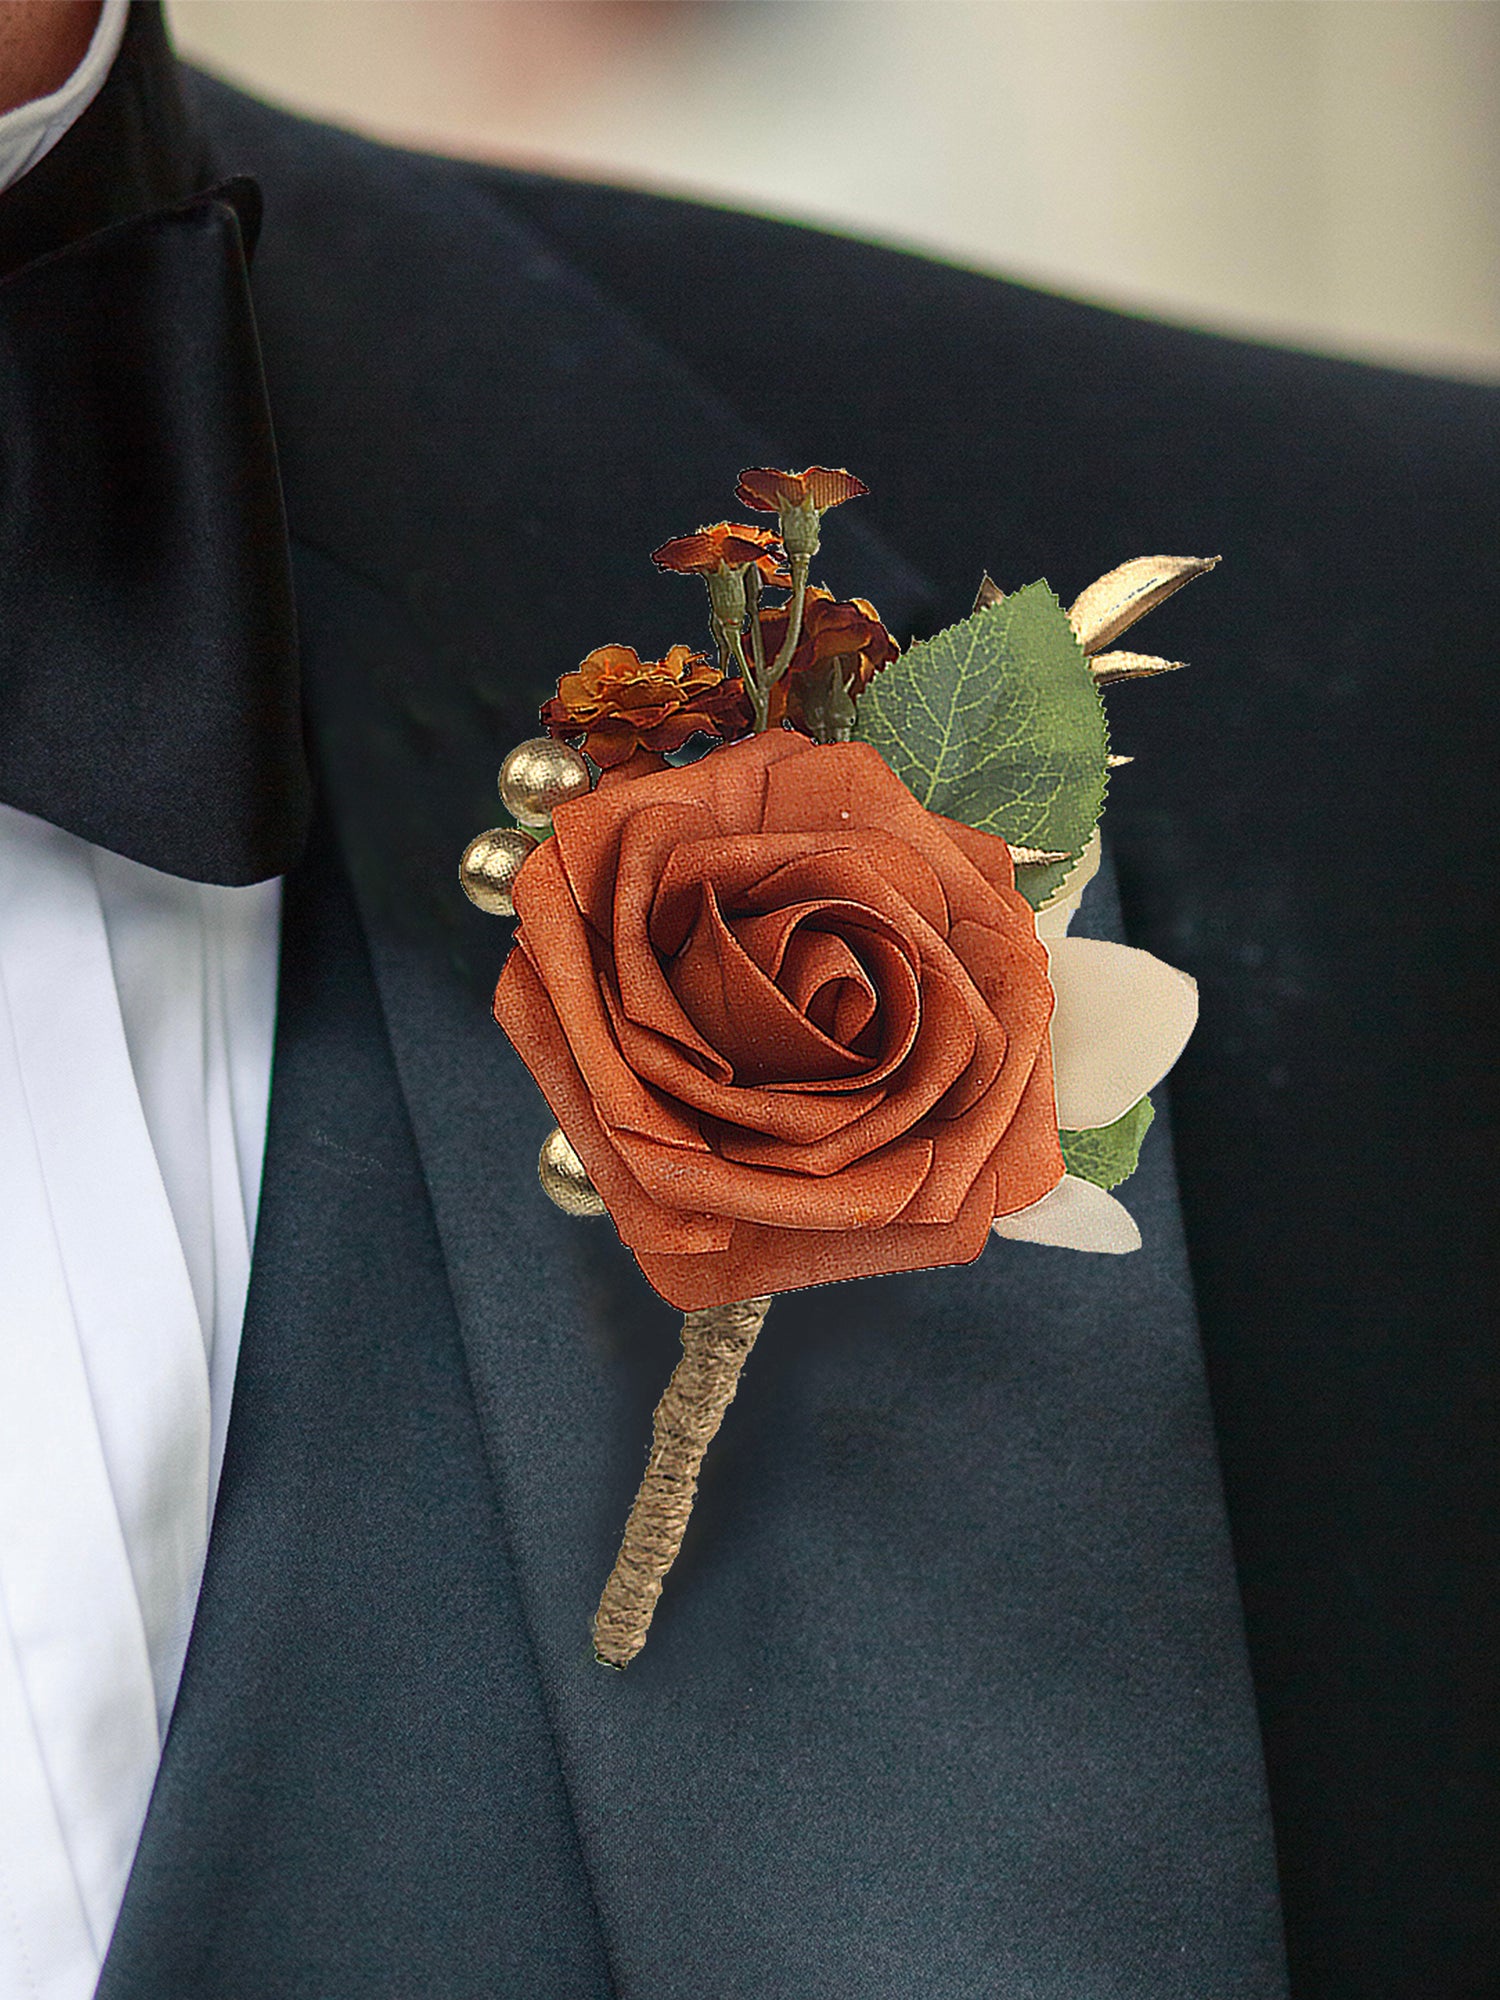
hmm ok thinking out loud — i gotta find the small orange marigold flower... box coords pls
[651,523,790,585]
[735,466,869,517]
[541,643,754,769]
[756,588,899,727]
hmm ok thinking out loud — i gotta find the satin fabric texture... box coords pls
[0,178,307,884]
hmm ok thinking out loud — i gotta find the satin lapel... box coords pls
[241,136,1285,1995]
[98,813,615,1999]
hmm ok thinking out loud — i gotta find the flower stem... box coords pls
[725,622,766,731]
[765,552,811,694]
[746,565,766,678]
[592,1294,773,1669]
[742,566,771,730]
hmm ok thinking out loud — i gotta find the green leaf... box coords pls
[856,582,1110,894]
[1013,854,1077,910]
[1060,1096,1155,1191]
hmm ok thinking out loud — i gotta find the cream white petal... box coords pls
[1046,936,1197,1128]
[992,1175,1141,1253]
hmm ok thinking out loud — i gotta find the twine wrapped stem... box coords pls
[593,1295,772,1669]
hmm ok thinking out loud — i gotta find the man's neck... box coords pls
[0,1,102,114]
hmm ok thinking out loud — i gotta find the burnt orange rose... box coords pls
[494,731,1063,1310]
[541,643,753,769]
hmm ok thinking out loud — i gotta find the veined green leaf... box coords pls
[856,582,1109,897]
[1060,1095,1154,1191]
[1013,852,1078,911]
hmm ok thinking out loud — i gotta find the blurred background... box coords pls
[168,0,1500,382]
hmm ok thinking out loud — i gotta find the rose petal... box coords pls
[650,833,884,953]
[931,815,1016,895]
[638,1165,997,1312]
[493,951,729,1255]
[732,902,865,991]
[611,803,732,1074]
[597,975,896,1143]
[512,838,711,1149]
[1046,937,1198,1128]
[735,844,948,946]
[906,1024,1060,1226]
[669,891,891,1086]
[714,959,975,1177]
[616,1124,933,1231]
[991,1174,1141,1253]
[763,752,1040,951]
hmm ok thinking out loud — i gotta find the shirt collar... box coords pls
[0,0,130,198]
[0,2,211,279]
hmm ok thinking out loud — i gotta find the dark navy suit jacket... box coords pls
[9,8,1495,1996]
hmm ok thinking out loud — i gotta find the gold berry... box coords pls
[459,827,537,916]
[499,738,592,827]
[538,1127,607,1217]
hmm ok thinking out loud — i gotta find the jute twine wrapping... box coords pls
[593,1295,773,1669]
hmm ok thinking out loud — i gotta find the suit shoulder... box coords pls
[193,72,1500,488]
[482,164,1500,478]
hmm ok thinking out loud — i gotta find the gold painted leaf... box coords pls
[1068,555,1218,655]
[1089,650,1187,685]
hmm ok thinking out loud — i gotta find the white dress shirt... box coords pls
[0,7,284,1993]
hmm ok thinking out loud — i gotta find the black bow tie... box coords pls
[0,173,310,884]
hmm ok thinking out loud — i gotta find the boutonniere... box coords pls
[461,467,1214,1669]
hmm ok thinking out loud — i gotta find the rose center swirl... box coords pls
[665,887,922,1090]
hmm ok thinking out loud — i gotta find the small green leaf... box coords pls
[1012,854,1077,910]
[1060,1096,1155,1191]
[856,582,1109,880]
